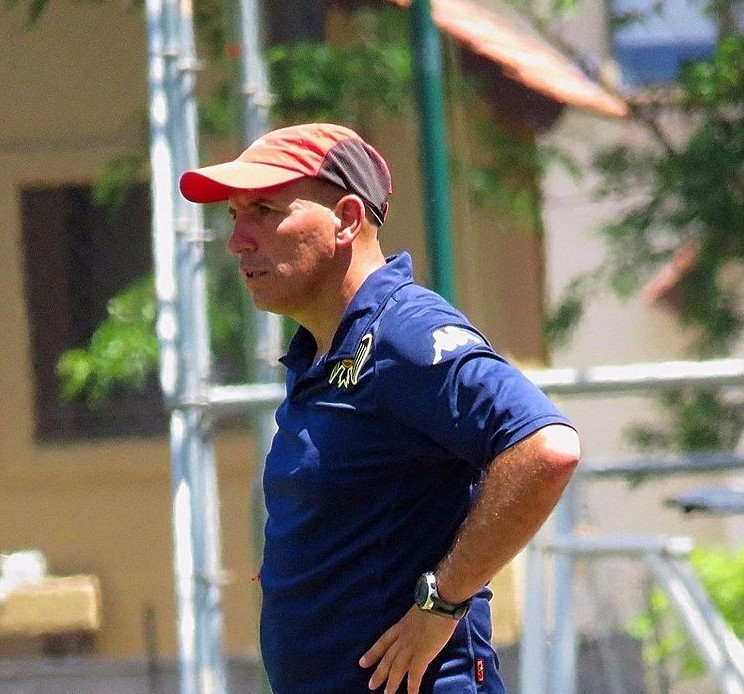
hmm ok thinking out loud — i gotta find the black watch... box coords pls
[414,572,471,620]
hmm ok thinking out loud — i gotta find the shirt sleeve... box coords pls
[374,294,573,469]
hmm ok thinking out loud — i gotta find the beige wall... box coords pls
[1,437,262,658]
[2,1,549,658]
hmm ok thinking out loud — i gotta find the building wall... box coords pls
[2,1,548,658]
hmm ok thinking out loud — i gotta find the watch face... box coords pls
[414,575,429,607]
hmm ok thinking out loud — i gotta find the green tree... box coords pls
[508,1,744,682]
[629,546,744,684]
[509,0,744,452]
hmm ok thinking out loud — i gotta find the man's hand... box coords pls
[358,606,458,694]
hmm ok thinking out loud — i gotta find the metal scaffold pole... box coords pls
[145,0,227,692]
[224,0,281,539]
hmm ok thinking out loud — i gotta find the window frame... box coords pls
[19,182,168,443]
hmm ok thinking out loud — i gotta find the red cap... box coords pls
[179,123,392,225]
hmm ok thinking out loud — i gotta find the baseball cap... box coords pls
[179,123,392,225]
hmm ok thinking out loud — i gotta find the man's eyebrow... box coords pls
[229,196,274,208]
[250,196,283,207]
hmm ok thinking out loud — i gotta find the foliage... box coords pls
[267,8,412,127]
[548,32,744,356]
[628,546,744,681]
[56,276,159,404]
[92,151,149,212]
[54,218,253,400]
[460,115,544,230]
[535,1,744,454]
[626,388,744,452]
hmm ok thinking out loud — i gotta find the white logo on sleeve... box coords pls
[432,326,484,365]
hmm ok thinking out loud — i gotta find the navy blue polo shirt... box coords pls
[260,253,572,694]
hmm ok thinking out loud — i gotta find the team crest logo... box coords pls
[328,333,373,388]
[432,326,484,364]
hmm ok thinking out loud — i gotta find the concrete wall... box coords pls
[542,111,731,538]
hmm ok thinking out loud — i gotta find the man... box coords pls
[180,123,580,694]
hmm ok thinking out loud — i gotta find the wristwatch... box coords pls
[414,572,471,620]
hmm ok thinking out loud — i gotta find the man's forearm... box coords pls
[434,424,580,605]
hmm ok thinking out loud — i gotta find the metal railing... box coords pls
[520,357,744,694]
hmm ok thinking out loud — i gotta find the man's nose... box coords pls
[227,221,258,256]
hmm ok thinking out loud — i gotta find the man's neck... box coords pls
[301,244,386,358]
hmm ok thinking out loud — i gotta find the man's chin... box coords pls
[250,294,282,316]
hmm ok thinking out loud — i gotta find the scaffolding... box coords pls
[144,0,281,692]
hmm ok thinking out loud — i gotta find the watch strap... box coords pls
[415,572,471,620]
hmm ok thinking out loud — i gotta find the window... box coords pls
[263,0,326,45]
[20,183,167,443]
[611,0,717,86]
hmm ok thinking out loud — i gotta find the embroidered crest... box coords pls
[432,325,484,365]
[328,333,373,388]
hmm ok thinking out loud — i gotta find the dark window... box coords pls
[611,0,717,87]
[20,183,167,443]
[263,0,326,45]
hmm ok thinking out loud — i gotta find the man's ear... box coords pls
[334,195,366,247]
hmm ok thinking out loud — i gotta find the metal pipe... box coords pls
[524,358,744,395]
[579,451,744,480]
[549,482,577,694]
[177,383,285,413]
[518,355,744,694]
[542,535,694,558]
[520,540,549,694]
[223,2,281,691]
[647,555,744,694]
[145,0,226,691]
[669,557,744,684]
[409,0,456,304]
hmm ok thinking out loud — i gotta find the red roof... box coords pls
[642,242,699,306]
[388,0,628,118]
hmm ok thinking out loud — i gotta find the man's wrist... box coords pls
[414,572,471,620]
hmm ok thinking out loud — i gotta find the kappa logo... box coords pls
[432,325,484,365]
[328,333,373,388]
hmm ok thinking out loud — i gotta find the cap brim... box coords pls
[179,161,306,203]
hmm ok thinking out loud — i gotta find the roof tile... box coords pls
[390,0,628,118]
